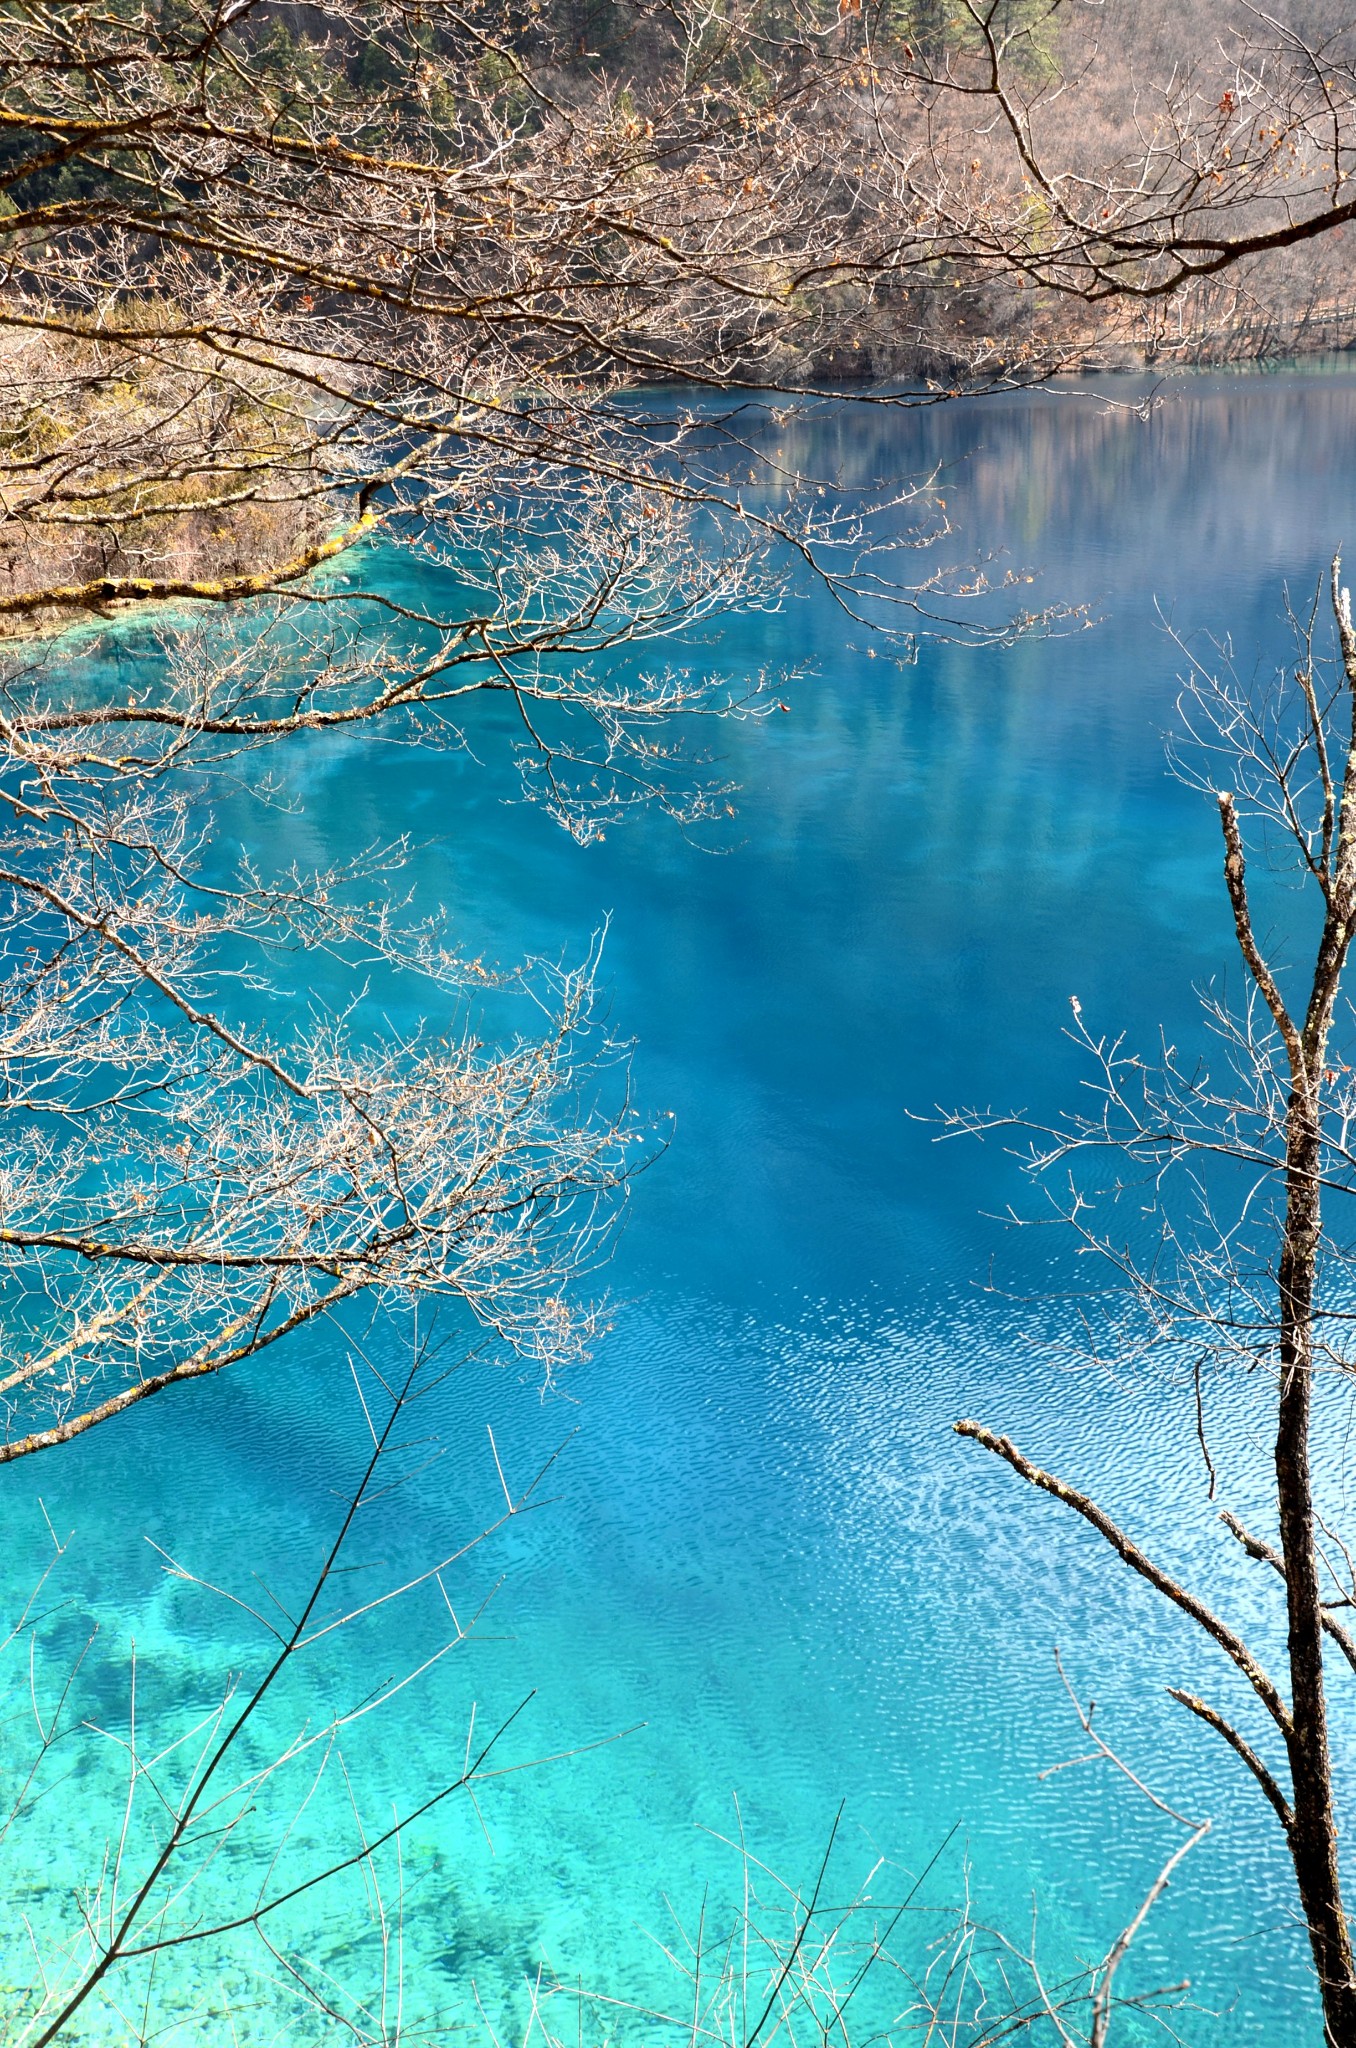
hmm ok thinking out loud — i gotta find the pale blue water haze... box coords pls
[11,369,1356,2042]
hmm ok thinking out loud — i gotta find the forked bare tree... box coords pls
[947,554,1356,2046]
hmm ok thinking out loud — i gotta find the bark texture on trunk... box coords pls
[1278,1102,1356,2045]
[1284,564,1356,2046]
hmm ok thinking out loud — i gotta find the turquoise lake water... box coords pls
[9,369,1356,2042]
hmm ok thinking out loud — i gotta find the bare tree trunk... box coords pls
[1219,583,1356,2041]
[1278,1100,1356,2044]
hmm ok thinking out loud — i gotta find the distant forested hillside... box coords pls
[0,0,1350,628]
[450,0,1356,371]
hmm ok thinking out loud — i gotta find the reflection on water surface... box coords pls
[13,369,1356,2043]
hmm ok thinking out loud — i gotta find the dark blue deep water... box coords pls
[10,370,1356,2042]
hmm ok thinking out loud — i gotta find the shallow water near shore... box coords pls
[9,369,1356,2041]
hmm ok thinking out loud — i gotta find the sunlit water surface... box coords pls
[9,371,1356,2043]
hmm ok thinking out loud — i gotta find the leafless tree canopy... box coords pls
[6,0,1356,622]
[3,0,1356,1666]
[5,0,1356,2039]
[0,0,1104,1460]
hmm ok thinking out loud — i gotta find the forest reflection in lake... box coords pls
[13,369,1356,2044]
